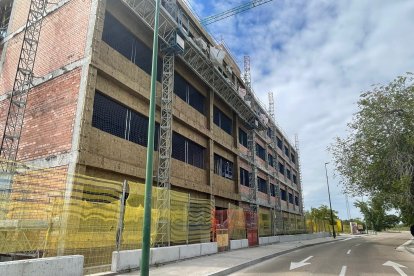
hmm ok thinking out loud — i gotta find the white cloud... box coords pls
[188,0,414,219]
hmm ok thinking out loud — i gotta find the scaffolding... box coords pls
[0,0,47,192]
[121,0,262,129]
[268,91,275,121]
[156,0,188,247]
[295,134,305,230]
[121,0,270,246]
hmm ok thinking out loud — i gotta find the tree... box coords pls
[354,196,401,231]
[307,205,339,225]
[330,73,414,224]
[383,214,400,229]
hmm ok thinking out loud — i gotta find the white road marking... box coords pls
[289,256,313,270]
[383,261,407,276]
[346,249,351,255]
[355,243,361,247]
[339,266,347,276]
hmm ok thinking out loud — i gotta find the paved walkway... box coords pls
[117,236,344,276]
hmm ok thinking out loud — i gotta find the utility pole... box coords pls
[324,162,336,239]
[140,0,161,275]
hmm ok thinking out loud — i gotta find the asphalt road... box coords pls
[231,232,414,276]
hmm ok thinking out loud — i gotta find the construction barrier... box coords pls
[0,160,212,273]
[0,159,316,272]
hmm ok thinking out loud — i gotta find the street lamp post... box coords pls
[324,162,336,239]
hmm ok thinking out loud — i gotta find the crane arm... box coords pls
[200,0,274,25]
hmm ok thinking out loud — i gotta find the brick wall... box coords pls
[0,0,93,162]
[17,68,81,161]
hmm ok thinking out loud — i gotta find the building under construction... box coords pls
[0,0,305,272]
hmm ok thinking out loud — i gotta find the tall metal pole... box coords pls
[140,0,161,275]
[324,162,336,238]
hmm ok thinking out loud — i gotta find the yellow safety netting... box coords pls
[120,181,158,250]
[0,159,212,272]
[258,208,271,236]
[188,197,211,243]
[169,190,189,244]
[227,204,246,240]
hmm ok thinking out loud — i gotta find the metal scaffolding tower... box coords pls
[156,0,187,246]
[268,91,275,121]
[295,134,304,215]
[243,56,258,212]
[0,0,47,191]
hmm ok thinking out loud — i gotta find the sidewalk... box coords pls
[117,236,343,276]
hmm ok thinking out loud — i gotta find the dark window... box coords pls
[0,1,12,40]
[239,128,248,148]
[92,91,159,149]
[288,193,294,204]
[102,12,162,80]
[268,154,274,167]
[214,154,233,179]
[295,196,299,206]
[278,162,285,175]
[258,177,267,193]
[280,189,287,201]
[256,143,266,160]
[293,174,297,184]
[284,146,290,156]
[267,127,273,138]
[172,132,205,169]
[92,92,127,139]
[291,153,296,164]
[277,137,283,149]
[270,184,276,197]
[129,110,159,148]
[172,132,186,163]
[286,169,291,180]
[174,73,205,114]
[214,106,232,135]
[188,85,205,114]
[174,72,187,101]
[240,167,250,187]
[187,139,205,169]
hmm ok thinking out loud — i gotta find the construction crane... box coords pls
[200,0,275,25]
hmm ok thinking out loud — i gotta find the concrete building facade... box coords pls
[0,0,304,249]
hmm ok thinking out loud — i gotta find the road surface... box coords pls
[231,232,413,275]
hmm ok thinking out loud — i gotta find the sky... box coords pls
[186,0,414,220]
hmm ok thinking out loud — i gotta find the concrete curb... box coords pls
[404,239,414,254]
[208,239,341,276]
[87,238,341,276]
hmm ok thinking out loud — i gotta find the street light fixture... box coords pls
[324,162,336,239]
